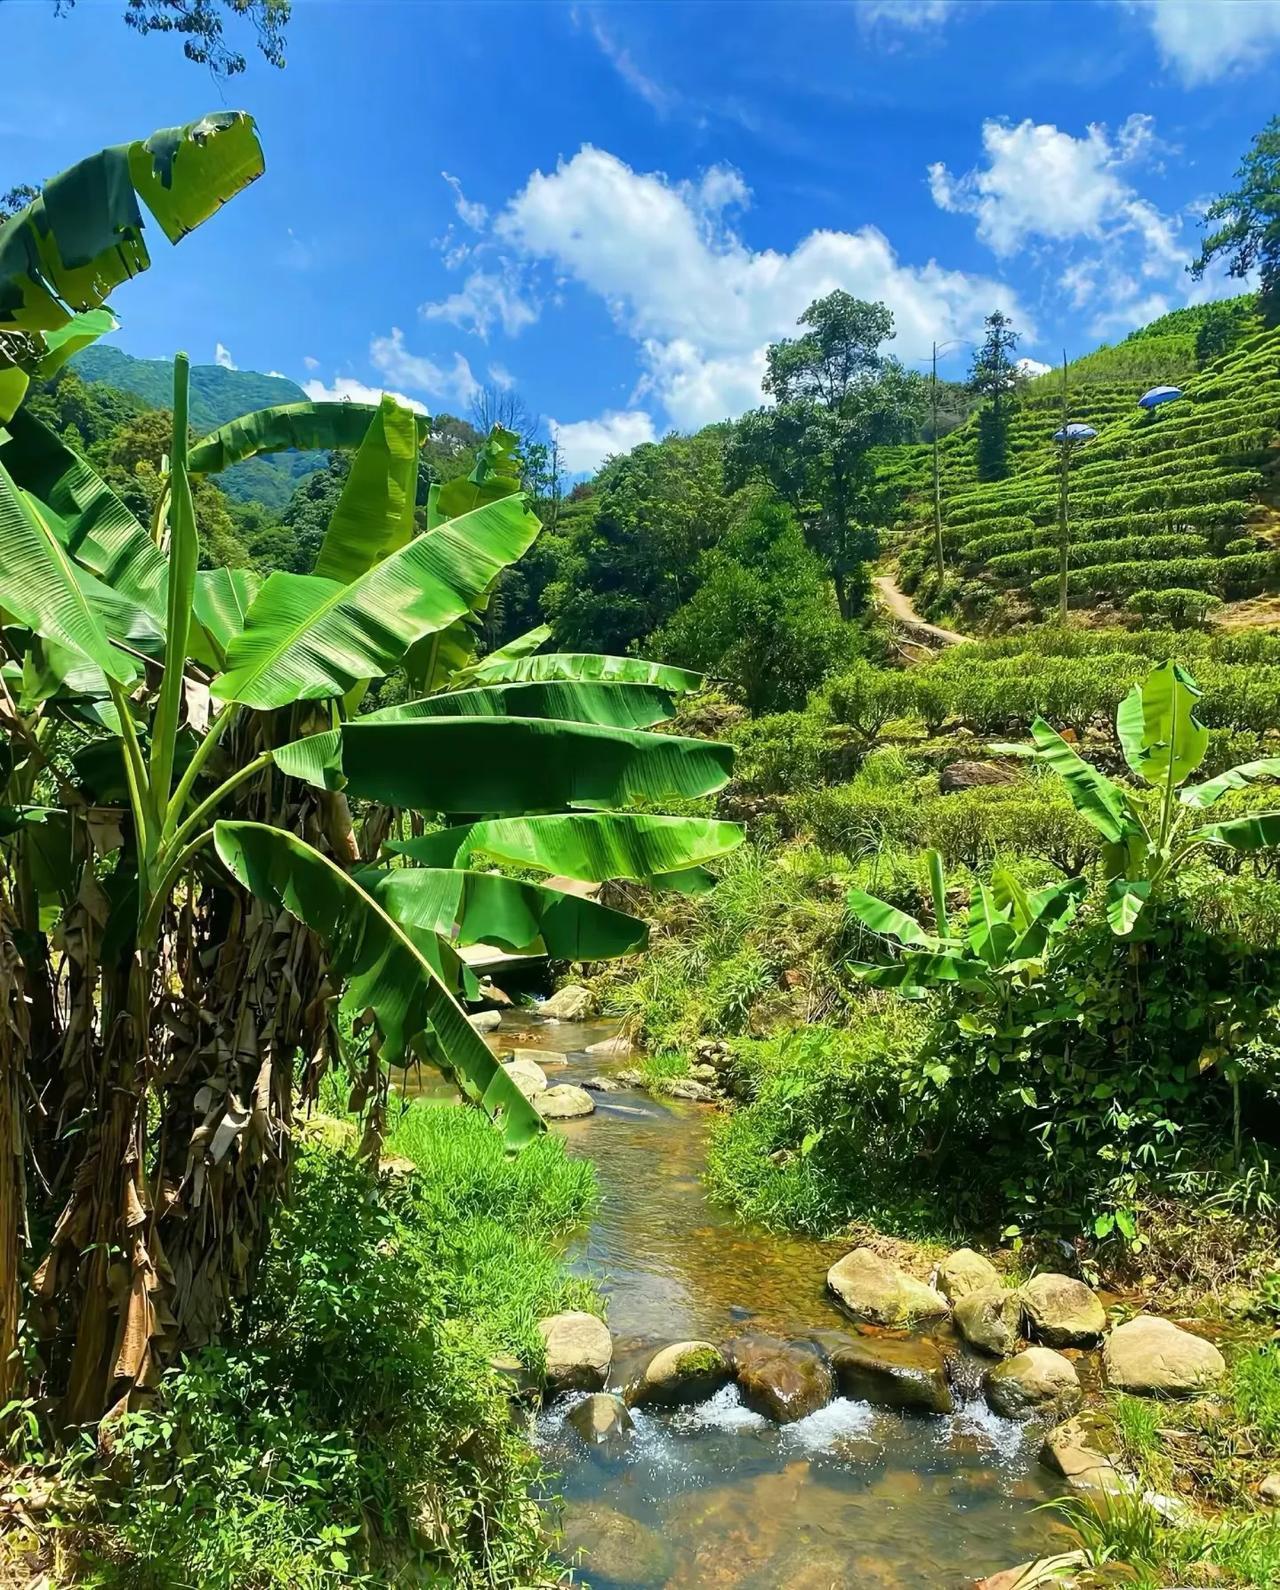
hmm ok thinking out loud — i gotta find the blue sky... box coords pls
[5,0,1280,471]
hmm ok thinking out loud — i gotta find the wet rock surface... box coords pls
[1039,1412,1132,1497]
[954,1287,1023,1358]
[937,1248,1002,1302]
[984,1348,1082,1420]
[539,1311,613,1394]
[566,1392,634,1450]
[535,1083,596,1119]
[829,1332,954,1414]
[627,1340,733,1408]
[724,1333,836,1424]
[539,983,594,1021]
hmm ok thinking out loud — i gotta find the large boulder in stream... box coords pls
[829,1333,954,1414]
[559,1503,673,1587]
[1102,1315,1226,1397]
[1021,1273,1106,1347]
[536,1084,595,1120]
[566,1392,634,1451]
[538,1311,612,1394]
[937,1248,1001,1302]
[725,1334,835,1424]
[953,1287,1023,1358]
[539,984,594,1021]
[984,1347,1082,1420]
[585,1034,633,1059]
[826,1248,949,1326]
[501,1055,548,1100]
[627,1341,732,1408]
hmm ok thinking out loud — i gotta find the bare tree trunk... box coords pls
[0,899,29,1408]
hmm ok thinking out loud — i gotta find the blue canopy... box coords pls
[1053,423,1097,443]
[1139,385,1182,409]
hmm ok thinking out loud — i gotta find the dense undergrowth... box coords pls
[2,1105,595,1589]
[586,630,1280,1314]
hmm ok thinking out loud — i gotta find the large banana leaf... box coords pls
[1116,662,1208,790]
[0,113,263,336]
[427,424,522,528]
[360,866,647,959]
[0,459,137,685]
[1181,758,1280,810]
[965,886,1018,966]
[1193,812,1280,852]
[453,624,551,685]
[1105,877,1151,937]
[213,822,542,1148]
[1030,718,1132,845]
[464,650,702,692]
[312,395,420,584]
[211,492,541,708]
[0,409,167,620]
[341,716,733,813]
[846,888,939,949]
[386,811,743,881]
[362,679,675,730]
[189,401,377,476]
[191,567,263,670]
[402,616,479,696]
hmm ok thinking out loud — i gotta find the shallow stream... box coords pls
[477,1014,1062,1587]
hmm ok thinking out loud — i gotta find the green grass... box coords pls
[384,1099,599,1360]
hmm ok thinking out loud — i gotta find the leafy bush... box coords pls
[71,1122,596,1587]
[1127,588,1224,627]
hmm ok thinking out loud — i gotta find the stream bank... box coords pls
[477,1012,1065,1589]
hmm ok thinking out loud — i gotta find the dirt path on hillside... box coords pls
[872,574,969,647]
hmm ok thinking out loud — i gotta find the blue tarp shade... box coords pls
[1139,385,1182,409]
[1053,423,1097,442]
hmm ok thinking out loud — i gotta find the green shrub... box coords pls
[1126,587,1225,627]
[79,1126,594,1587]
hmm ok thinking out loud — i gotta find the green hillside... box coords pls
[72,345,324,509]
[886,303,1280,626]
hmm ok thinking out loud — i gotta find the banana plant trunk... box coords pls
[0,900,28,1407]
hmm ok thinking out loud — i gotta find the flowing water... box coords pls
[475,1015,1061,1587]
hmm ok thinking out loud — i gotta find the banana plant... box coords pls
[0,111,264,418]
[847,850,1086,998]
[0,363,743,1422]
[1014,661,1280,936]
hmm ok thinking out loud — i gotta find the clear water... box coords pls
[429,1013,1066,1588]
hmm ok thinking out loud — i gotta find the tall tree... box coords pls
[51,0,289,75]
[727,291,925,619]
[1191,116,1280,320]
[968,311,1019,481]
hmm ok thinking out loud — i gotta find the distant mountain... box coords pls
[72,345,325,510]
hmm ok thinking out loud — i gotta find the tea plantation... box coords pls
[885,304,1280,625]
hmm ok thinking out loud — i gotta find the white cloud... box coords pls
[442,171,488,231]
[1015,357,1052,378]
[303,355,320,371]
[421,267,539,341]
[266,370,286,378]
[498,145,1024,429]
[214,342,236,370]
[577,9,676,116]
[859,0,957,27]
[928,114,1175,260]
[301,375,428,415]
[370,326,480,406]
[1134,0,1280,84]
[551,409,657,474]
[487,362,516,391]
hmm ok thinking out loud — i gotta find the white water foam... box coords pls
[671,1382,770,1435]
[780,1396,880,1454]
[937,1393,1037,1470]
